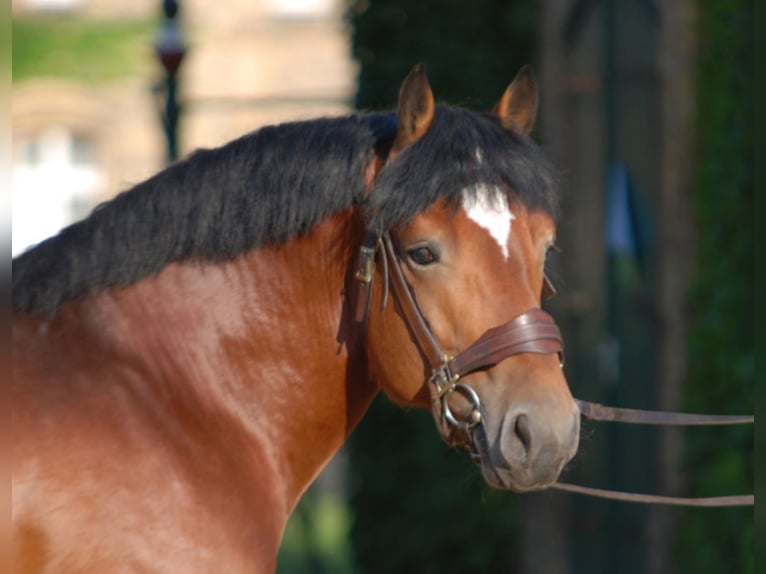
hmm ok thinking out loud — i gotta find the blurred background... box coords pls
[11,0,752,573]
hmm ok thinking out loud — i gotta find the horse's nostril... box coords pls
[514,413,531,456]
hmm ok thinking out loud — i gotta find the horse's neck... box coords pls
[87,211,375,512]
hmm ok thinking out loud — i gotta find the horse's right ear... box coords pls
[392,64,435,153]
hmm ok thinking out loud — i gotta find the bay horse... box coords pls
[11,65,580,572]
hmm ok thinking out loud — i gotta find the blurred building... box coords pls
[12,0,357,255]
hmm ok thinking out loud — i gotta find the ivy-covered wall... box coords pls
[678,0,753,572]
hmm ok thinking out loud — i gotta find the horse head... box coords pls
[362,65,580,492]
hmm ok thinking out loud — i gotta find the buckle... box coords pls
[429,359,458,397]
[354,244,376,283]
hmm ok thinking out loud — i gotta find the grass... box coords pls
[12,16,157,84]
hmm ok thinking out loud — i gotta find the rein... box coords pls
[574,399,754,426]
[553,399,754,507]
[350,233,754,508]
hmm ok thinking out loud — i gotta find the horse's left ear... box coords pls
[493,65,539,135]
[392,63,435,153]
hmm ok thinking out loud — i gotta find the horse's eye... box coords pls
[407,246,438,266]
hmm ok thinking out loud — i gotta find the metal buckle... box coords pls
[354,244,376,283]
[429,359,458,397]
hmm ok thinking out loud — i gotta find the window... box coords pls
[18,0,84,12]
[263,0,334,19]
[12,126,103,255]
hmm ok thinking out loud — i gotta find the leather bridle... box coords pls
[353,232,565,447]
[350,232,754,507]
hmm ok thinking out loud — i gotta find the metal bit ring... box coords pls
[441,381,483,431]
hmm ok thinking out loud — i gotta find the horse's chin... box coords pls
[469,430,562,492]
[477,461,556,493]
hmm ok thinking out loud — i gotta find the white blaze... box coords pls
[462,184,515,260]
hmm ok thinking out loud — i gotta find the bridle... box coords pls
[350,232,754,508]
[352,232,565,446]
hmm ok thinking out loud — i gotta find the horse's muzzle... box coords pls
[481,399,580,492]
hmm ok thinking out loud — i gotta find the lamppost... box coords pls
[154,0,186,164]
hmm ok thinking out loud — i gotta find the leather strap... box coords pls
[382,234,449,369]
[552,482,754,507]
[562,399,755,506]
[352,232,379,323]
[448,308,563,377]
[576,399,755,426]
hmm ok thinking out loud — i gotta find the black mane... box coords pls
[12,106,559,316]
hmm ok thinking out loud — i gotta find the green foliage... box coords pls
[677,0,753,571]
[12,16,155,84]
[348,2,539,571]
[1,6,10,79]
[350,398,520,574]
[277,489,356,574]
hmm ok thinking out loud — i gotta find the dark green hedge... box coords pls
[351,0,538,111]
[678,0,753,572]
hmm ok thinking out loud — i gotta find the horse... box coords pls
[11,65,580,572]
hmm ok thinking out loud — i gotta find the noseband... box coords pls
[352,232,563,447]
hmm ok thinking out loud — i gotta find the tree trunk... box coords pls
[647,3,696,573]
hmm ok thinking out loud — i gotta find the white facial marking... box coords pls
[462,184,515,260]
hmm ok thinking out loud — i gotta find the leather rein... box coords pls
[554,400,754,507]
[350,232,754,507]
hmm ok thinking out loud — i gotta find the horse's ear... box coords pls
[493,65,539,135]
[392,64,435,152]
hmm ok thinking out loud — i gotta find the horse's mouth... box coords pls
[469,424,570,493]
[478,460,558,492]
